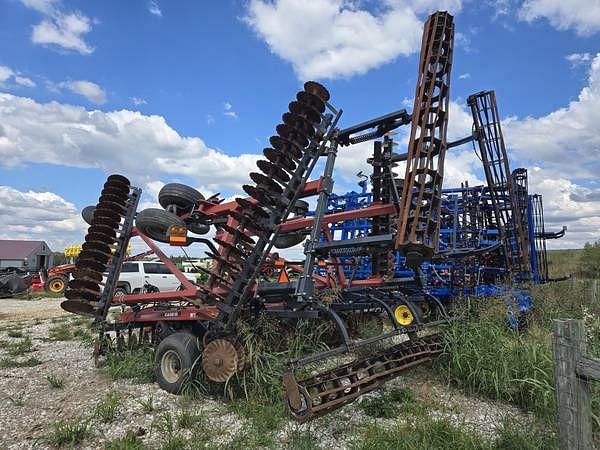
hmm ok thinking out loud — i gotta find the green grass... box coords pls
[0,356,42,368]
[7,391,25,406]
[286,428,321,450]
[105,432,147,450]
[353,416,558,450]
[45,417,92,448]
[7,330,24,338]
[439,279,600,425]
[49,323,73,341]
[6,335,34,356]
[175,409,206,429]
[360,387,422,419]
[136,395,155,413]
[46,374,65,389]
[353,417,488,450]
[93,391,122,423]
[105,348,154,383]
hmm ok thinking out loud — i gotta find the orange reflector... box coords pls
[169,236,187,245]
[168,225,187,246]
[317,260,326,268]
[277,269,290,283]
[275,258,285,268]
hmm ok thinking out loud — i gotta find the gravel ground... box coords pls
[0,298,531,449]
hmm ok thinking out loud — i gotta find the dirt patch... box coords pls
[0,297,67,321]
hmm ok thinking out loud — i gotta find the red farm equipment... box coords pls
[59,11,559,421]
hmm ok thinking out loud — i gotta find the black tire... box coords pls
[82,206,96,225]
[45,275,67,294]
[292,199,309,216]
[136,208,184,243]
[274,232,306,249]
[158,183,204,211]
[114,284,130,296]
[187,222,210,235]
[154,332,200,394]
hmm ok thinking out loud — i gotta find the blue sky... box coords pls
[0,0,599,254]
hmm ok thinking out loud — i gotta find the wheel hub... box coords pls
[161,350,182,384]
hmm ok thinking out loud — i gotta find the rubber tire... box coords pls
[82,205,96,225]
[154,332,200,394]
[114,284,129,296]
[158,183,204,211]
[135,208,184,243]
[45,275,67,294]
[187,222,210,235]
[292,199,309,216]
[274,232,306,249]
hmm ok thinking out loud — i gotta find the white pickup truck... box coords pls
[113,261,197,295]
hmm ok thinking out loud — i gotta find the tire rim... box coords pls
[49,279,65,293]
[161,350,182,383]
[394,304,414,326]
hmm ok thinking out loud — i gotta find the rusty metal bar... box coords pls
[396,11,455,267]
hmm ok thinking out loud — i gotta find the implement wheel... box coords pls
[136,208,185,243]
[45,275,67,294]
[154,332,200,394]
[158,183,204,211]
[394,301,423,326]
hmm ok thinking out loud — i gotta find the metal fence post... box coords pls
[553,319,593,449]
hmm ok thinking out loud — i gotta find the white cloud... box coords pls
[458,72,471,79]
[503,52,600,180]
[244,0,462,80]
[14,76,36,87]
[56,80,107,104]
[0,185,86,251]
[498,53,600,247]
[147,0,162,17]
[223,101,238,118]
[0,66,14,84]
[519,0,600,35]
[565,52,592,68]
[131,97,147,106]
[21,0,95,54]
[206,114,215,125]
[0,65,36,88]
[20,0,59,15]
[0,93,259,193]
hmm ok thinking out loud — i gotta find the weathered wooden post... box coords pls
[553,319,593,449]
[590,279,598,304]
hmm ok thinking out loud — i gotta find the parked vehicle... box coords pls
[112,261,197,295]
